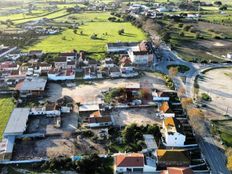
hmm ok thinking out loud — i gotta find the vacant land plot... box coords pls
[13,136,76,160]
[111,108,161,126]
[166,20,232,62]
[13,133,107,160]
[212,119,232,147]
[198,68,232,116]
[47,72,168,103]
[0,96,15,140]
[26,21,146,52]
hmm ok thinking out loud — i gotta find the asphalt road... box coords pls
[198,137,230,174]
[156,44,232,174]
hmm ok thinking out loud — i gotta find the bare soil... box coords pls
[111,108,162,126]
[198,68,232,117]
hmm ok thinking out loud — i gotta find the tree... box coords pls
[169,67,178,77]
[181,97,193,109]
[226,148,232,171]
[219,4,228,11]
[122,123,138,144]
[201,93,212,101]
[162,32,171,43]
[90,33,98,39]
[179,31,185,37]
[73,29,77,34]
[139,88,151,100]
[214,1,222,6]
[76,154,101,174]
[108,17,117,22]
[118,29,125,35]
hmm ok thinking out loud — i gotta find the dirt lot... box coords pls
[13,133,107,160]
[13,136,76,160]
[46,72,168,104]
[111,108,162,126]
[26,113,78,135]
[198,68,232,116]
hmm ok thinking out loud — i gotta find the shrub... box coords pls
[90,33,98,39]
[118,29,124,35]
[179,31,185,37]
[183,25,192,31]
[178,23,184,28]
[82,130,94,137]
[201,93,212,101]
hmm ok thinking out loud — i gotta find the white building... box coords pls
[227,53,232,59]
[88,111,112,128]
[114,153,156,173]
[106,42,138,53]
[128,41,154,66]
[48,69,75,81]
[30,107,61,117]
[162,117,186,147]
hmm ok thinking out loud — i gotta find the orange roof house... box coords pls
[157,149,191,168]
[161,167,194,174]
[115,153,144,167]
[160,101,172,113]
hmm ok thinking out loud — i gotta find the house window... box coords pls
[134,168,143,172]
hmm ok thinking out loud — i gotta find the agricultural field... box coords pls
[25,12,147,53]
[0,96,15,140]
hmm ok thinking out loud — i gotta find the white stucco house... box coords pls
[48,68,75,81]
[227,53,232,59]
[161,117,186,147]
[88,111,112,128]
[114,153,156,173]
[128,41,154,66]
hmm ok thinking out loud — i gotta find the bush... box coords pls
[201,93,212,101]
[82,130,94,137]
[108,17,117,22]
[90,33,98,39]
[178,23,184,28]
[183,25,192,31]
[179,31,185,37]
[118,29,125,35]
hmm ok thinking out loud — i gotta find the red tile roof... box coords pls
[88,116,111,123]
[161,167,194,174]
[115,153,144,167]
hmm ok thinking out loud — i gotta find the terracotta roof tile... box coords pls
[115,153,144,167]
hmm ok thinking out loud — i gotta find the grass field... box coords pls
[25,20,147,52]
[0,96,15,140]
[212,119,232,147]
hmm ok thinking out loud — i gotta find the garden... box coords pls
[0,96,15,140]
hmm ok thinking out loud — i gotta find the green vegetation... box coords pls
[25,19,146,53]
[27,154,113,174]
[201,93,212,101]
[167,64,190,73]
[163,75,175,90]
[0,96,15,140]
[211,119,232,147]
[224,72,232,79]
[108,124,161,153]
[104,88,125,104]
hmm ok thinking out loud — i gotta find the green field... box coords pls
[0,96,15,140]
[25,19,147,52]
[212,119,232,147]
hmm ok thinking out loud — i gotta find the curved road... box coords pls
[155,43,232,174]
